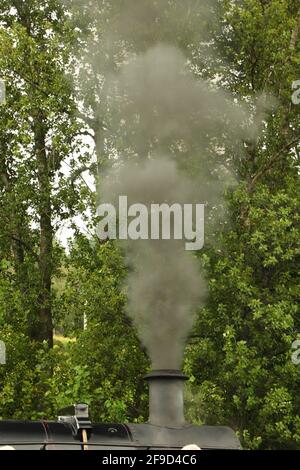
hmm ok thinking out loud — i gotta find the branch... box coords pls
[75,110,106,132]
[11,236,39,262]
[61,161,95,193]
[0,171,10,189]
[247,134,300,191]
[290,7,300,50]
[75,130,95,140]
[244,4,300,192]
[294,145,300,163]
[70,165,95,183]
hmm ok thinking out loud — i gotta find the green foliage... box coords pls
[55,238,149,422]
[0,0,300,451]
[187,177,300,449]
[181,0,300,449]
[0,235,148,423]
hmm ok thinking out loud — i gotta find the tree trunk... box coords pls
[0,164,25,267]
[32,114,53,348]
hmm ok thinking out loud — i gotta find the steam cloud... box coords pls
[99,43,252,370]
[101,157,206,369]
[74,1,271,369]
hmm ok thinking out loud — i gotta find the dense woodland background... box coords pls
[0,0,299,449]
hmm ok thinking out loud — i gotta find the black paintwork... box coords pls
[0,420,241,450]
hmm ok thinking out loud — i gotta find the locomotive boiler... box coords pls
[0,369,241,450]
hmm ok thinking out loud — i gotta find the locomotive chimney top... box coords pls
[145,369,188,428]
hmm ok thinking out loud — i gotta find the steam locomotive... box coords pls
[0,370,241,450]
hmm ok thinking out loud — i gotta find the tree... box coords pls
[0,0,90,346]
[186,0,300,449]
[0,1,299,448]
[57,235,149,422]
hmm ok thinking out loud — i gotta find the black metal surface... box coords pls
[145,369,187,428]
[58,403,92,437]
[128,423,241,450]
[0,420,46,450]
[44,422,82,450]
[0,420,241,450]
[0,420,133,450]
[144,370,188,380]
[87,424,138,450]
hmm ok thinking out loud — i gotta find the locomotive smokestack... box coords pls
[145,370,187,428]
